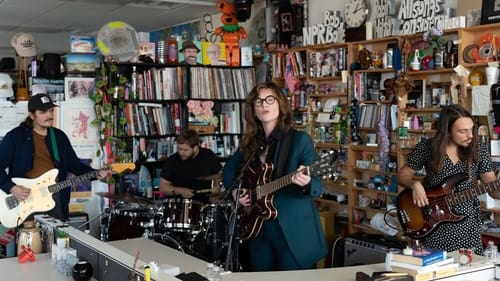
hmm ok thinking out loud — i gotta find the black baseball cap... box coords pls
[28,94,58,111]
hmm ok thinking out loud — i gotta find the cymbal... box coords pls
[96,192,153,204]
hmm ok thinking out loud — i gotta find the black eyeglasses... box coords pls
[253,95,277,107]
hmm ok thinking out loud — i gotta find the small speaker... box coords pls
[343,233,406,266]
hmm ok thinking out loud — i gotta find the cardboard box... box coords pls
[188,124,215,134]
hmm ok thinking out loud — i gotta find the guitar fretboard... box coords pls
[48,171,99,194]
[446,179,500,206]
[5,170,99,210]
[256,170,306,200]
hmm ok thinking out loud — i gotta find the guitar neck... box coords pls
[447,179,500,206]
[257,167,309,200]
[48,170,99,194]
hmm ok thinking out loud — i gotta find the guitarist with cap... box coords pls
[0,93,107,225]
[397,104,498,255]
[223,82,327,271]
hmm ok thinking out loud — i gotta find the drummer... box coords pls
[159,129,221,204]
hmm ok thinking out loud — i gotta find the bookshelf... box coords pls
[96,62,255,178]
[269,23,500,240]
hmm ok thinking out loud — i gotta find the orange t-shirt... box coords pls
[25,131,56,179]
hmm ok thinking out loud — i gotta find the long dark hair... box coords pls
[429,104,478,174]
[239,81,293,159]
[22,109,37,128]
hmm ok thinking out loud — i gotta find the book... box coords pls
[390,256,454,271]
[391,247,447,266]
[240,46,253,67]
[391,262,457,281]
[201,41,226,66]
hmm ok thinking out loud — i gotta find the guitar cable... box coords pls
[383,208,399,231]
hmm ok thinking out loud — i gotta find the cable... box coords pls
[383,207,400,231]
[330,234,343,268]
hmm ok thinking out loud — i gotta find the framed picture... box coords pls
[430,82,450,107]
[481,0,500,24]
[65,77,95,100]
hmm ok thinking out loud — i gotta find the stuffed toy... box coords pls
[214,0,247,66]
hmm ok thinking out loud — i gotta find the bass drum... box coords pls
[106,208,153,241]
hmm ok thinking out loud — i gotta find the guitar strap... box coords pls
[275,129,294,178]
[49,127,60,166]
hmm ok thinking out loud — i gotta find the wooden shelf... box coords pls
[352,186,398,196]
[271,23,496,238]
[308,92,347,98]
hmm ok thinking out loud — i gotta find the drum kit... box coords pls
[97,174,231,263]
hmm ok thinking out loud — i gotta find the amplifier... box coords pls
[343,232,406,266]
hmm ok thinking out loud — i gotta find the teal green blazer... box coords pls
[223,130,328,267]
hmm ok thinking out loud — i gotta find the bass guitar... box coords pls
[0,163,135,228]
[397,173,500,239]
[238,151,337,240]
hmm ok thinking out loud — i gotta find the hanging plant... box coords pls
[90,62,129,165]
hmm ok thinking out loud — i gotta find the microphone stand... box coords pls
[224,148,258,272]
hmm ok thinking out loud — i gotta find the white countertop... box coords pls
[4,216,496,281]
[0,253,96,281]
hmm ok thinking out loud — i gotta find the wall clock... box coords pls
[344,0,369,28]
[481,0,500,24]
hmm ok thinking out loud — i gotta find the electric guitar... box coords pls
[0,163,135,228]
[397,173,500,239]
[238,151,337,240]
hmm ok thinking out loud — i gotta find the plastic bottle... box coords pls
[484,240,497,262]
[204,263,214,280]
[212,265,221,281]
[167,35,178,65]
[131,66,137,100]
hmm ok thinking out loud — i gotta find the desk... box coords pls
[25,216,499,281]
[109,238,207,274]
[109,238,496,281]
[0,253,96,280]
[0,238,495,281]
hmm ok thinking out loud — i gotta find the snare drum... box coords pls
[106,208,153,241]
[162,199,202,231]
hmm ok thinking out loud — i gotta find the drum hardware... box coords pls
[96,191,154,206]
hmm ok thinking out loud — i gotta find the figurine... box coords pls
[214,0,247,66]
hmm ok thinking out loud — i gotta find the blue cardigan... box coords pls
[0,122,95,215]
[223,130,327,267]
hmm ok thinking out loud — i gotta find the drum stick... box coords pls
[194,189,213,194]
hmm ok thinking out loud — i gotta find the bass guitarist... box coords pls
[397,104,498,254]
[0,94,107,224]
[223,82,327,271]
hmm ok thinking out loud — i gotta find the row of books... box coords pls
[115,133,240,163]
[287,51,306,77]
[199,135,240,159]
[118,102,184,137]
[130,67,184,101]
[216,102,241,134]
[353,72,382,101]
[308,48,347,78]
[188,67,255,100]
[356,104,398,130]
[271,48,348,79]
[388,247,457,281]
